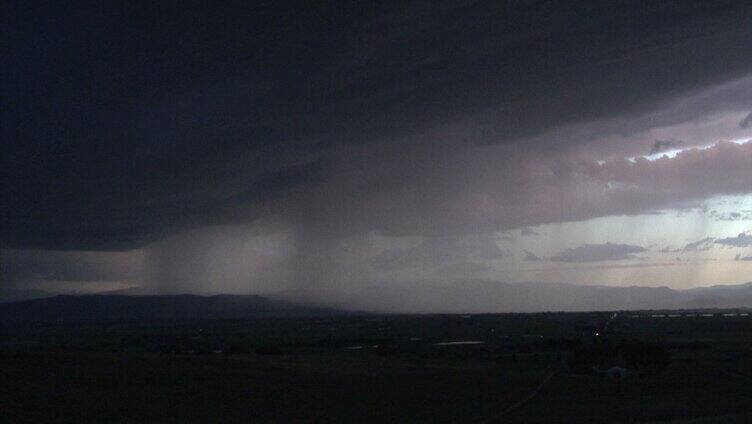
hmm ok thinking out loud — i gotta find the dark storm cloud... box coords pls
[370,235,504,270]
[226,161,328,204]
[661,231,751,254]
[0,249,142,286]
[741,112,752,128]
[352,140,752,238]
[715,231,752,248]
[438,261,491,275]
[681,237,716,252]
[4,1,752,252]
[649,139,684,155]
[547,243,647,262]
[520,228,539,237]
[708,210,752,221]
[523,251,542,262]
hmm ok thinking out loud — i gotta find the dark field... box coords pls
[2,310,752,423]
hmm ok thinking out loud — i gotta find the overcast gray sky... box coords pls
[3,1,751,309]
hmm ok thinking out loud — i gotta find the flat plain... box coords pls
[2,310,752,423]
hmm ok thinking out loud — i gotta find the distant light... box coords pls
[595,332,599,336]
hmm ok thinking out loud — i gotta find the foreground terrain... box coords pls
[2,308,752,422]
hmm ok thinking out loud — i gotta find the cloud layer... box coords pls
[4,1,752,252]
[547,243,647,263]
[716,231,752,247]
[3,1,752,301]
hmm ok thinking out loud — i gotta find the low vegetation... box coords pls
[2,309,751,422]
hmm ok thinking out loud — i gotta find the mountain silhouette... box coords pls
[0,294,347,323]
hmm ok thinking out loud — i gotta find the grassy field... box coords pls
[2,311,752,422]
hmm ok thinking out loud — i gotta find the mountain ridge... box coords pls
[308,281,752,314]
[2,281,752,322]
[0,294,350,324]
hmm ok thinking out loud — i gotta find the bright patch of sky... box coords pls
[495,194,752,287]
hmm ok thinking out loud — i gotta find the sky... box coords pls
[2,1,752,309]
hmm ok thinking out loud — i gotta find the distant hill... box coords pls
[315,281,752,314]
[2,282,751,321]
[0,288,55,303]
[0,294,349,324]
[685,282,752,309]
